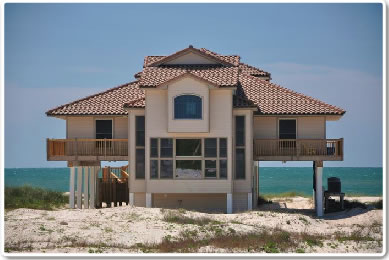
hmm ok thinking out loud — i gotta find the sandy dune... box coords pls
[4,196,383,254]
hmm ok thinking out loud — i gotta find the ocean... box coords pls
[4,167,383,196]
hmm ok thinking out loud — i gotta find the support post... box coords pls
[90,167,95,209]
[146,193,152,208]
[77,166,82,209]
[315,161,324,217]
[227,193,232,214]
[95,167,100,208]
[69,167,75,209]
[84,167,89,209]
[130,193,135,206]
[248,193,253,211]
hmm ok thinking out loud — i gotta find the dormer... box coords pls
[140,46,240,133]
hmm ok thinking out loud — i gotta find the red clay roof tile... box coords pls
[46,47,345,116]
[46,81,143,116]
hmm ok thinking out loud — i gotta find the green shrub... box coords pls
[5,185,68,210]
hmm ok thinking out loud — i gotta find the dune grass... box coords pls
[5,185,68,210]
[261,191,311,200]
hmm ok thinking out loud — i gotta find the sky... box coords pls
[4,3,383,168]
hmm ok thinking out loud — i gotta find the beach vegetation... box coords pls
[5,185,68,210]
[135,227,325,253]
[257,196,273,206]
[262,191,310,199]
[162,211,220,226]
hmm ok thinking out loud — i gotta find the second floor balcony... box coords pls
[47,138,128,161]
[254,138,344,161]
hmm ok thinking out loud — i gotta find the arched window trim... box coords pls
[173,94,203,120]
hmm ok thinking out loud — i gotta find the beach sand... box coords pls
[4,196,383,254]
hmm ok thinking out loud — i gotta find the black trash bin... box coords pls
[327,177,341,193]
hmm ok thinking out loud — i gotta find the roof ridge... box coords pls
[241,74,345,113]
[46,80,140,115]
[147,46,237,67]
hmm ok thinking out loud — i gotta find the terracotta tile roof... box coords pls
[46,81,144,116]
[123,97,145,108]
[199,48,240,66]
[239,62,271,78]
[46,47,345,116]
[143,46,240,67]
[139,66,239,88]
[237,74,345,115]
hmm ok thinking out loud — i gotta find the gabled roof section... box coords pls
[237,74,345,115]
[239,62,271,78]
[139,66,239,88]
[144,45,239,67]
[46,81,145,116]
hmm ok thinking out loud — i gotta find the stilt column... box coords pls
[130,193,135,206]
[227,193,232,214]
[69,167,75,209]
[77,166,83,209]
[314,161,324,217]
[248,193,253,211]
[146,193,152,208]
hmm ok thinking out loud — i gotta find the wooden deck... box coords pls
[47,138,128,161]
[254,138,343,161]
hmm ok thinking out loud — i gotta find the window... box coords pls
[235,116,245,146]
[235,116,245,179]
[176,139,201,156]
[160,160,173,179]
[220,160,227,179]
[136,116,145,146]
[204,138,217,158]
[279,119,296,139]
[150,160,158,179]
[150,138,158,158]
[136,149,145,179]
[160,138,173,158]
[176,160,202,179]
[235,148,245,179]
[205,160,217,178]
[149,137,228,180]
[219,138,227,158]
[174,95,202,119]
[135,116,145,179]
[96,120,112,139]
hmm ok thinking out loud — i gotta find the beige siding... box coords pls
[297,117,325,139]
[67,117,94,138]
[143,78,234,195]
[147,180,230,193]
[153,193,226,213]
[164,52,218,65]
[253,116,326,139]
[134,192,146,207]
[233,193,248,212]
[167,77,209,133]
[128,110,146,193]
[254,117,277,139]
[233,110,254,193]
[114,117,128,138]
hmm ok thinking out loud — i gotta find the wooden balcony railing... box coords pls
[254,138,343,161]
[47,138,128,161]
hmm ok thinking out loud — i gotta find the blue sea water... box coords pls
[4,167,383,196]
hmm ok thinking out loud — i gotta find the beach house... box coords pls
[46,46,345,216]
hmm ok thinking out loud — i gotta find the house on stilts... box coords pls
[46,46,345,216]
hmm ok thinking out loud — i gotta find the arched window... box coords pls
[174,95,202,119]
